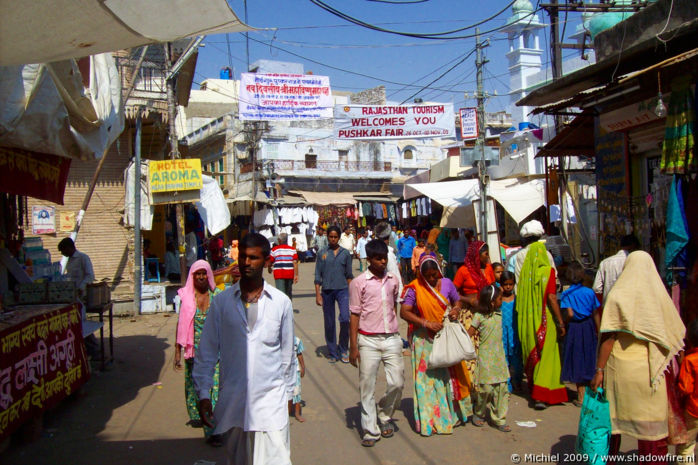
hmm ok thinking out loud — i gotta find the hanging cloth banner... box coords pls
[0,147,71,204]
[239,73,333,121]
[334,103,455,140]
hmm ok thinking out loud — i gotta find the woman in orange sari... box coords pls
[400,255,473,436]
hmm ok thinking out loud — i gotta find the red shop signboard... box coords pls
[0,304,90,440]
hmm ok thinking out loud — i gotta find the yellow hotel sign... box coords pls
[149,159,202,193]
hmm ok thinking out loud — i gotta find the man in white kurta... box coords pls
[193,233,296,465]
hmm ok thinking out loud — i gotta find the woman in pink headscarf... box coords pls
[174,260,222,446]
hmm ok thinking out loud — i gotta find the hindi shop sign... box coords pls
[149,159,202,193]
[0,304,90,441]
[334,104,455,140]
[459,107,478,140]
[239,73,333,121]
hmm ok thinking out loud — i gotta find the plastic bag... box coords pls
[576,388,611,465]
[428,316,476,368]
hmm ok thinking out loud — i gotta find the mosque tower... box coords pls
[500,0,546,125]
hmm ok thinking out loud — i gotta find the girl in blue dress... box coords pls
[560,261,601,406]
[499,271,523,392]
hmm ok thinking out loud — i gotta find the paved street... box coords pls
[2,262,639,465]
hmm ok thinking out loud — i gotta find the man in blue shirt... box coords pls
[315,225,354,363]
[448,229,467,276]
[397,229,416,284]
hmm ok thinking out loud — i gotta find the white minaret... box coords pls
[500,0,545,125]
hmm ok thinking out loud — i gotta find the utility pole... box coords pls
[164,43,188,284]
[546,0,568,239]
[475,28,490,242]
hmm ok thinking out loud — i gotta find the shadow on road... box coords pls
[399,397,417,432]
[550,434,580,464]
[344,402,362,439]
[2,335,187,465]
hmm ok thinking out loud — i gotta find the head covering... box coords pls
[427,227,441,245]
[418,253,443,279]
[601,251,685,389]
[464,240,490,292]
[176,260,215,359]
[520,220,545,238]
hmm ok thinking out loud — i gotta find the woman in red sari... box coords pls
[453,241,496,377]
[453,241,495,305]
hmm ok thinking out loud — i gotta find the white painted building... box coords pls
[178,60,454,196]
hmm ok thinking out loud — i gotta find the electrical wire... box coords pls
[399,48,477,104]
[309,0,525,39]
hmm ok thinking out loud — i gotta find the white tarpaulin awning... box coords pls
[0,53,124,161]
[0,0,251,66]
[405,178,546,227]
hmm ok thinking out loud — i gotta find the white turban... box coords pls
[520,220,545,238]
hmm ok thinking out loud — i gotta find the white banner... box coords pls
[239,73,333,121]
[459,107,478,139]
[334,104,455,140]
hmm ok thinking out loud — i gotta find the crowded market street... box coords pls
[2,262,643,465]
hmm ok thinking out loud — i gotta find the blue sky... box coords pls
[193,0,584,113]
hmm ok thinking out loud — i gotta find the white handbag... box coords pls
[427,312,477,369]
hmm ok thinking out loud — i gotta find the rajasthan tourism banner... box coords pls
[334,104,455,140]
[0,304,90,441]
[239,73,333,121]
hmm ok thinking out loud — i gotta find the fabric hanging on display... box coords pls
[358,202,364,217]
[388,204,396,222]
[661,76,696,174]
[381,203,388,218]
[665,175,690,284]
[401,202,408,219]
[354,207,359,221]
[426,198,432,215]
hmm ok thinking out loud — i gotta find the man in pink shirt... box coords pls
[349,239,404,448]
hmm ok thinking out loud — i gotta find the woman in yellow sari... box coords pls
[400,255,473,436]
[591,251,685,462]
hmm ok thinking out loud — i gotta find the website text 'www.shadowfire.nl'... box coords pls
[509,452,696,463]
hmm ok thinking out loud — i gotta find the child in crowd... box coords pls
[349,239,404,447]
[468,285,511,432]
[411,237,426,275]
[499,271,523,392]
[677,320,698,459]
[560,261,600,407]
[291,335,306,422]
[492,262,504,285]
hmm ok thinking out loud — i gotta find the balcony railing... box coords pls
[269,160,392,172]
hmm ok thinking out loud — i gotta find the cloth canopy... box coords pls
[0,0,250,66]
[294,191,357,206]
[405,178,546,227]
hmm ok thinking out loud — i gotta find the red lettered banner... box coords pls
[334,104,455,140]
[0,147,71,205]
[0,304,90,440]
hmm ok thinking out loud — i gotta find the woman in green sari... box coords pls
[517,242,567,409]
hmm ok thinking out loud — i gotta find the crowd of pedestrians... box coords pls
[171,219,694,465]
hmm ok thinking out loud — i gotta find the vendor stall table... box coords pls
[86,302,114,371]
[0,303,90,442]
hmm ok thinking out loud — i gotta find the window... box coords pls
[403,149,413,160]
[305,153,317,169]
[338,150,348,169]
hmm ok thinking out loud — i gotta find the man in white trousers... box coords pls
[194,232,296,465]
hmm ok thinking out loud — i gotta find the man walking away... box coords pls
[194,233,296,465]
[269,233,298,300]
[397,229,416,284]
[315,225,354,363]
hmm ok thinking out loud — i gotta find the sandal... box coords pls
[471,416,485,427]
[380,421,394,438]
[497,424,512,433]
[572,399,583,407]
[361,438,378,447]
[534,402,548,410]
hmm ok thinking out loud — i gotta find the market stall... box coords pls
[0,303,90,442]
